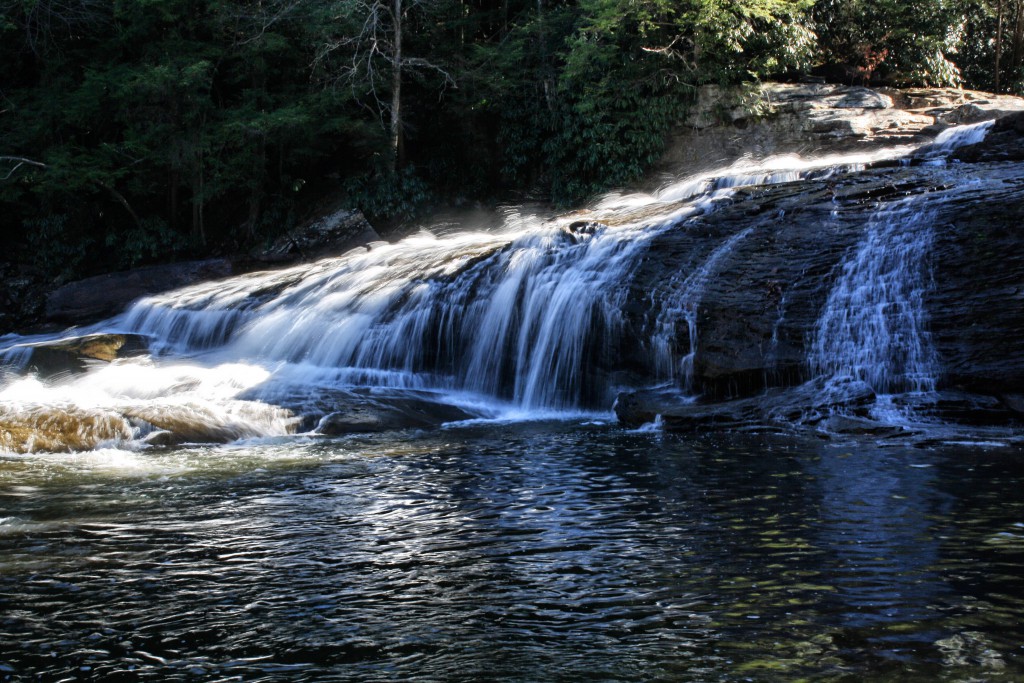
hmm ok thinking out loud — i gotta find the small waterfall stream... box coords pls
[0,121,1003,451]
[650,226,755,391]
[810,200,940,396]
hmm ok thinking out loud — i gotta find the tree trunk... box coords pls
[996,0,1005,93]
[169,168,180,232]
[191,137,206,246]
[1012,0,1024,78]
[246,140,265,241]
[391,0,404,170]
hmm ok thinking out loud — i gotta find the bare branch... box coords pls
[403,57,457,88]
[0,156,48,180]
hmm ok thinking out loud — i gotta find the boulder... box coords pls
[5,333,149,378]
[261,208,380,263]
[240,384,478,435]
[318,396,474,435]
[0,405,133,453]
[45,259,232,325]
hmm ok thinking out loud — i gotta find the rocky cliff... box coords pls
[613,156,1024,433]
[656,83,1024,177]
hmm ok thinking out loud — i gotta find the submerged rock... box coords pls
[7,333,149,378]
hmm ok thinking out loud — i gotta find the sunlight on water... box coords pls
[1,426,1023,681]
[0,120,999,455]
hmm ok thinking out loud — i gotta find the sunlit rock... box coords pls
[8,333,149,378]
[0,405,133,453]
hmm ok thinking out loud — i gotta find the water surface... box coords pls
[2,423,1023,681]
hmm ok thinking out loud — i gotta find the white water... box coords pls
[109,154,879,413]
[650,227,755,390]
[810,200,940,395]
[0,122,996,451]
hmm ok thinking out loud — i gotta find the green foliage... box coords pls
[343,165,433,221]
[811,0,973,86]
[0,0,1018,291]
[108,217,190,270]
[23,214,92,284]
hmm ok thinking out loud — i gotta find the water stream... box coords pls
[1,120,1021,680]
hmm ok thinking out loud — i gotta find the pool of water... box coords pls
[2,422,1023,681]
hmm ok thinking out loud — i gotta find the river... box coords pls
[2,422,1023,681]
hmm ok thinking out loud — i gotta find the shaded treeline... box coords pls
[0,0,1017,280]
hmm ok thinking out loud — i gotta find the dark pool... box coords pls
[2,422,1023,681]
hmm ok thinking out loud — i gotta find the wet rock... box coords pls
[952,111,1024,163]
[614,162,1024,420]
[8,333,149,378]
[0,405,133,453]
[615,378,875,431]
[317,395,474,435]
[123,401,298,444]
[891,391,1023,427]
[1000,394,1024,418]
[816,415,909,437]
[561,221,603,243]
[45,259,232,325]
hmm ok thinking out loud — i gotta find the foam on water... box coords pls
[0,122,998,452]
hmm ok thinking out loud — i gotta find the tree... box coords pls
[315,0,456,170]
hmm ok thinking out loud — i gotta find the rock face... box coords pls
[44,259,232,325]
[612,159,1024,430]
[658,83,1024,177]
[260,208,380,263]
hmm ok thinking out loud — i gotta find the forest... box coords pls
[0,0,1020,281]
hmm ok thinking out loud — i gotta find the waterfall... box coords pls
[113,153,898,413]
[806,119,995,421]
[650,226,755,392]
[122,217,663,410]
[810,199,940,395]
[0,120,1005,452]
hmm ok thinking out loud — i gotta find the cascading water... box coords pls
[805,119,996,424]
[0,120,1002,451]
[115,153,900,416]
[810,200,940,396]
[650,226,755,391]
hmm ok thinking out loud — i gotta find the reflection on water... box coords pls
[1,425,1023,681]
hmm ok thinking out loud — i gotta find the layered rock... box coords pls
[658,83,1024,177]
[614,161,1024,431]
